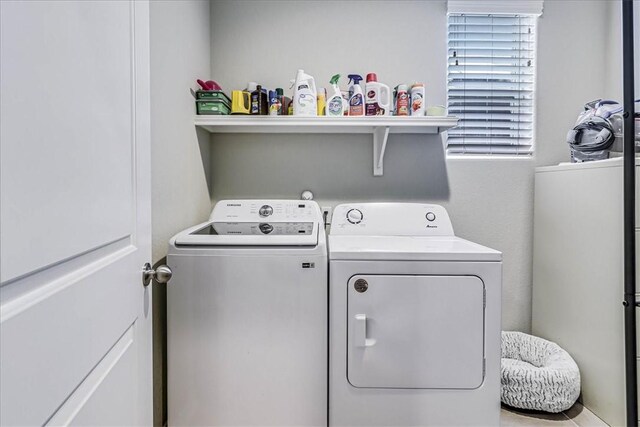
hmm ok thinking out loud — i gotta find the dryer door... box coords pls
[347,274,485,389]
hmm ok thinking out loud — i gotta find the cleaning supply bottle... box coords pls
[276,88,285,115]
[347,74,364,116]
[317,87,327,116]
[395,84,410,116]
[341,91,350,115]
[391,85,399,116]
[251,84,268,115]
[326,74,345,117]
[293,69,317,116]
[269,90,281,116]
[287,80,295,115]
[246,82,258,93]
[410,83,426,116]
[365,73,391,116]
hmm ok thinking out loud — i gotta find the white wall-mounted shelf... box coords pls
[194,116,458,176]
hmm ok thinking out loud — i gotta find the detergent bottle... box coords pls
[293,69,317,116]
[347,74,364,116]
[326,74,345,117]
[365,73,391,116]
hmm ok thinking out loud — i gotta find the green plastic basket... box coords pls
[196,90,231,106]
[196,99,231,115]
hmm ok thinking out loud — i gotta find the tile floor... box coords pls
[501,403,608,426]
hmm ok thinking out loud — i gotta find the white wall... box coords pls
[535,0,611,166]
[151,1,212,263]
[208,0,615,332]
[150,1,212,425]
[604,1,624,102]
[603,0,640,101]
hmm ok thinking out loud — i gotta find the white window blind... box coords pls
[447,14,537,156]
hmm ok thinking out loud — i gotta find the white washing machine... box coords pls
[328,203,502,426]
[167,200,327,426]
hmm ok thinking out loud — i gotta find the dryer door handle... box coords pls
[354,314,376,347]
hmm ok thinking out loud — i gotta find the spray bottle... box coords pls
[347,74,364,117]
[326,74,345,117]
[292,69,317,116]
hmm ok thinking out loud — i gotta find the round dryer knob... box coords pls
[426,212,436,222]
[259,205,273,217]
[259,223,274,234]
[346,209,363,224]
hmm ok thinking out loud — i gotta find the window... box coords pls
[447,14,537,156]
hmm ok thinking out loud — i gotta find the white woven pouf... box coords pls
[501,331,581,413]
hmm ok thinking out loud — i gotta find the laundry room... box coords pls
[1,0,639,426]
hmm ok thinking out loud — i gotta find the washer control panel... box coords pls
[211,200,322,223]
[331,203,454,236]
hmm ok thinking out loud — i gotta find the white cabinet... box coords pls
[532,158,637,427]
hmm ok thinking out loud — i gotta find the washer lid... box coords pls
[328,235,501,262]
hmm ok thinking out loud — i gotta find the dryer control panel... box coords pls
[330,203,454,236]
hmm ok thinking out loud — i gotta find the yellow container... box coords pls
[317,88,326,116]
[231,90,251,115]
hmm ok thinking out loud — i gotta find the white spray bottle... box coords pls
[293,69,318,116]
[347,74,365,116]
[326,74,345,117]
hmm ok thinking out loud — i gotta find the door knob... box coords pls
[142,263,172,286]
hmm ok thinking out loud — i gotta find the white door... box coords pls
[347,275,485,389]
[0,1,152,425]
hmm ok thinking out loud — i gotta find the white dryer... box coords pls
[328,203,502,426]
[167,200,327,426]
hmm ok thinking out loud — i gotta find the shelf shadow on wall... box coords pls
[208,132,451,202]
[197,125,215,201]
